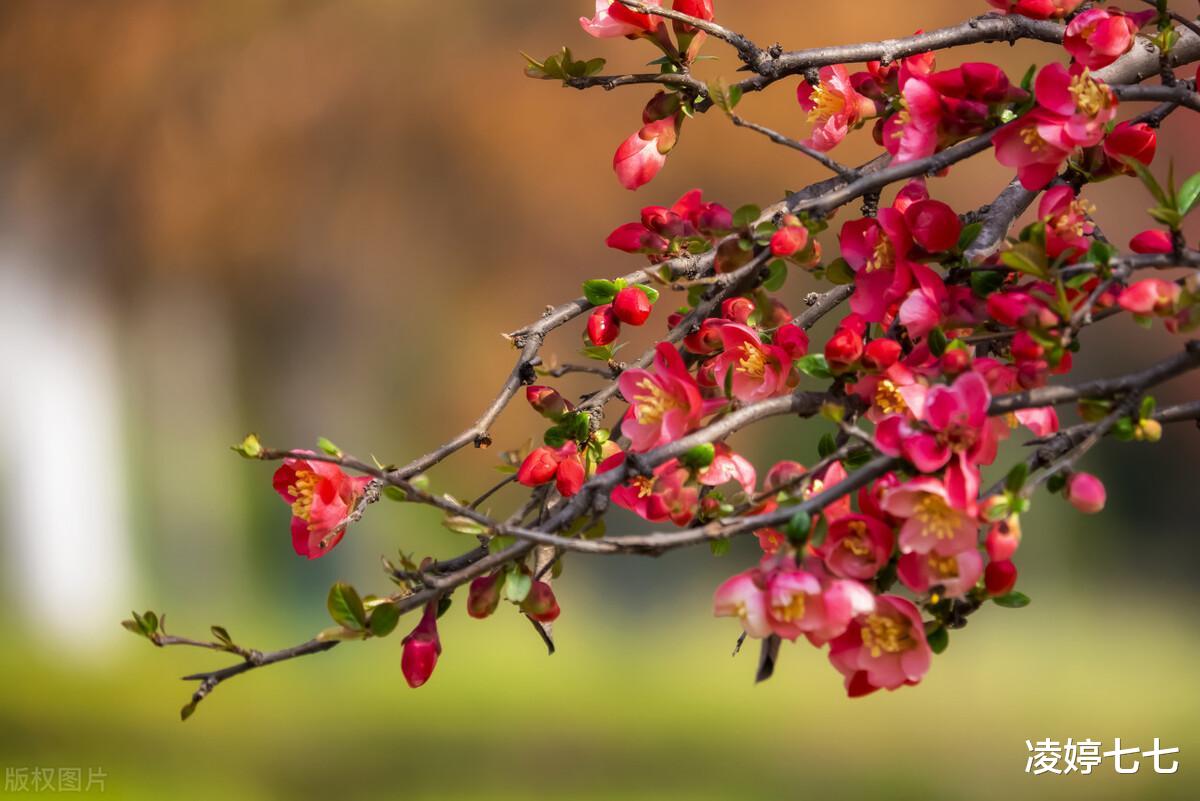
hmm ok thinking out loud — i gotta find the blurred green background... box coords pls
[0,1,1198,799]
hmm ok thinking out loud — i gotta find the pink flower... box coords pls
[1039,185,1095,260]
[985,0,1083,19]
[882,75,943,163]
[816,514,895,580]
[606,455,699,525]
[1064,8,1152,70]
[898,263,977,341]
[986,290,1060,330]
[580,0,664,38]
[273,456,372,559]
[619,342,713,452]
[713,568,772,637]
[875,371,998,507]
[797,65,878,151]
[767,561,876,645]
[1065,472,1106,514]
[710,323,795,402]
[828,595,932,696]
[698,443,757,495]
[881,477,980,556]
[839,208,914,322]
[401,602,442,689]
[1034,63,1117,149]
[897,548,983,598]
[992,108,1073,190]
[614,116,678,190]
[1118,278,1182,316]
[1130,229,1174,255]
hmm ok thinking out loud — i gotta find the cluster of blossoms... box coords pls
[142,0,1197,712]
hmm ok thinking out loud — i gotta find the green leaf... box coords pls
[503,571,532,604]
[762,260,788,291]
[1178,171,1200,216]
[732,204,761,229]
[368,602,401,637]
[1085,239,1116,267]
[1005,462,1029,493]
[211,626,233,647]
[581,344,612,362]
[993,591,1031,609]
[582,279,619,306]
[709,539,731,557]
[817,433,837,459]
[710,78,744,115]
[927,328,948,358]
[231,433,263,459]
[442,515,489,536]
[327,582,367,630]
[635,284,660,304]
[999,243,1048,278]
[796,354,832,380]
[926,625,949,655]
[382,485,408,502]
[969,269,1005,298]
[316,437,342,458]
[825,257,855,285]
[1046,473,1067,494]
[956,222,982,252]
[1124,158,1169,206]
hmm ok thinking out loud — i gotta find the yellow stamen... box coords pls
[1020,124,1046,154]
[860,613,913,657]
[1068,70,1110,117]
[864,237,894,273]
[840,520,872,556]
[914,494,959,540]
[773,593,807,623]
[633,378,679,426]
[737,341,767,378]
[288,470,320,522]
[806,83,845,122]
[874,379,907,415]
[927,553,959,578]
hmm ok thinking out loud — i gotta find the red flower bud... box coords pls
[467,572,503,619]
[517,447,560,487]
[862,338,902,371]
[587,305,621,346]
[526,385,570,420]
[1102,122,1156,173]
[1129,229,1173,255]
[721,297,755,324]
[770,225,809,257]
[1065,472,1106,514]
[1010,331,1044,363]
[939,348,971,376]
[985,515,1022,561]
[824,326,864,369]
[555,455,586,497]
[520,580,561,623]
[984,560,1018,596]
[612,286,653,326]
[401,603,442,689]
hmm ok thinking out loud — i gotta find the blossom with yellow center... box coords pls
[633,378,679,426]
[913,493,958,540]
[737,341,767,378]
[772,592,807,623]
[1020,124,1047,154]
[927,553,959,578]
[874,379,907,415]
[288,470,320,522]
[1068,70,1110,117]
[840,520,872,556]
[806,83,846,122]
[860,613,912,657]
[864,236,894,273]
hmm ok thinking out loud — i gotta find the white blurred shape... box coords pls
[0,257,131,648]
